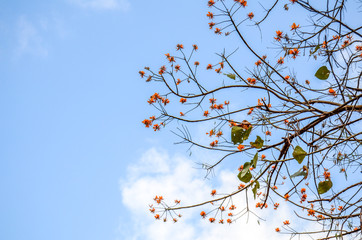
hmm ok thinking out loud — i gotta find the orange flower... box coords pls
[180,112,184,116]
[247,12,254,19]
[301,188,306,194]
[208,0,215,7]
[209,217,215,223]
[200,211,206,218]
[291,23,300,31]
[328,88,336,96]
[227,219,232,224]
[220,62,224,68]
[247,77,256,85]
[290,0,297,3]
[214,28,222,34]
[139,71,145,78]
[216,131,223,137]
[284,193,290,201]
[215,68,222,73]
[219,219,224,224]
[168,56,175,62]
[277,57,284,64]
[208,22,215,29]
[255,60,262,66]
[323,171,331,179]
[228,212,233,216]
[229,205,236,210]
[176,44,184,50]
[154,214,160,219]
[219,206,225,211]
[142,119,152,128]
[275,30,283,41]
[209,98,216,104]
[149,207,155,213]
[224,100,230,105]
[175,65,181,72]
[283,220,290,225]
[153,124,160,131]
[237,144,245,151]
[180,98,187,103]
[266,131,271,136]
[159,65,166,75]
[206,12,214,19]
[194,61,200,66]
[308,209,315,216]
[275,228,280,232]
[274,203,279,210]
[211,189,217,196]
[192,44,198,51]
[289,48,300,59]
[248,108,254,115]
[206,64,213,70]
[210,140,218,147]
[175,199,181,204]
[146,76,152,82]
[204,110,209,117]
[238,183,245,189]
[261,154,266,160]
[338,206,343,211]
[176,79,181,85]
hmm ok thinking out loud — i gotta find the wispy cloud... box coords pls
[15,16,48,57]
[120,148,301,240]
[69,0,130,11]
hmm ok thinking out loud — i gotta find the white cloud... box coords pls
[69,0,130,11]
[119,148,304,240]
[15,16,48,57]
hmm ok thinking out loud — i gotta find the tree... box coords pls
[140,0,362,239]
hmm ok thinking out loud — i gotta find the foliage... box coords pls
[140,0,362,239]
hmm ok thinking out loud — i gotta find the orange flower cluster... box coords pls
[307,209,315,216]
[175,64,181,72]
[275,30,283,41]
[139,70,145,78]
[211,189,217,196]
[206,64,213,70]
[300,194,307,203]
[154,195,164,204]
[283,220,290,225]
[209,217,215,223]
[274,203,279,210]
[247,77,256,85]
[255,202,268,208]
[159,65,166,75]
[206,12,214,19]
[323,170,331,179]
[235,0,247,7]
[229,205,236,210]
[194,61,200,66]
[193,44,198,51]
[247,12,254,19]
[208,22,215,29]
[284,193,290,201]
[176,44,184,50]
[210,140,218,147]
[180,98,187,103]
[289,48,300,59]
[290,23,300,31]
[208,0,215,7]
[206,129,215,137]
[266,131,271,136]
[237,144,245,151]
[255,60,262,66]
[200,211,206,218]
[214,28,222,34]
[329,88,336,96]
[204,110,209,117]
[277,57,284,64]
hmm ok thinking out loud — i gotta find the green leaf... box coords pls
[250,136,264,149]
[293,146,307,164]
[238,162,252,183]
[224,73,236,80]
[252,180,260,199]
[231,126,252,145]
[290,168,307,178]
[315,66,330,80]
[238,170,252,183]
[310,45,320,55]
[231,126,244,145]
[251,153,258,168]
[318,180,333,194]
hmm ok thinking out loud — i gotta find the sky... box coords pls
[0,1,360,240]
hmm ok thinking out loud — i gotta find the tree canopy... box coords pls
[140,1,362,239]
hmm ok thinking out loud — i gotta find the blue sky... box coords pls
[1,1,360,240]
